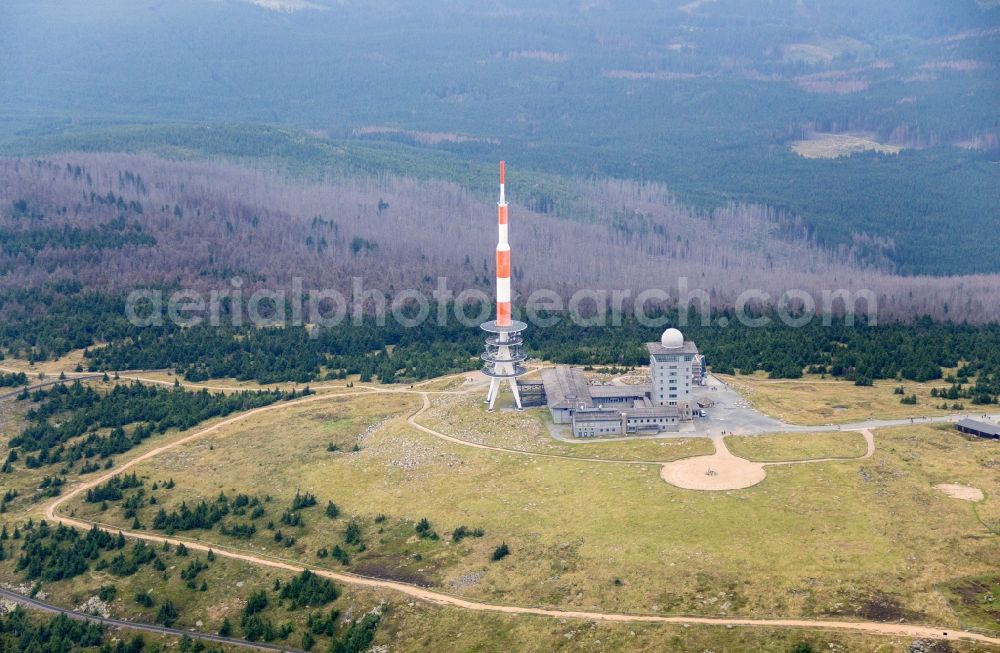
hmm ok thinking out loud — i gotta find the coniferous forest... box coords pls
[0,285,996,402]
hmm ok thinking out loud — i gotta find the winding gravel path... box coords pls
[34,388,1000,647]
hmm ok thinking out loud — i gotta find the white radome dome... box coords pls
[661,327,684,349]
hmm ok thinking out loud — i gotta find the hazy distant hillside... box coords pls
[2,153,998,322]
[1,0,998,275]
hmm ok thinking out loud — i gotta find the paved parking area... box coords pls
[689,374,790,436]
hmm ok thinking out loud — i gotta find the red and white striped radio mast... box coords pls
[480,161,526,410]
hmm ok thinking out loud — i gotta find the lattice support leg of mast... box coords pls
[485,364,523,411]
[481,322,527,412]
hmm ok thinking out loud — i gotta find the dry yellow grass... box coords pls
[118,369,367,394]
[121,369,300,391]
[419,391,714,461]
[6,364,1000,649]
[57,391,1000,631]
[409,373,480,392]
[0,347,92,376]
[725,431,869,462]
[378,606,993,653]
[721,373,958,424]
[0,546,980,653]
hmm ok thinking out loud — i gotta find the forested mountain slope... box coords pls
[1,0,998,275]
[2,154,998,322]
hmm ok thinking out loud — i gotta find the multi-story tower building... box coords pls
[646,328,699,420]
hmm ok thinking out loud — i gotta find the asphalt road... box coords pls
[0,374,103,402]
[0,587,303,652]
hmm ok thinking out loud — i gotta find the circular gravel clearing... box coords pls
[660,437,768,490]
[934,483,984,502]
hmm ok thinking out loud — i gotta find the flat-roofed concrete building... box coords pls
[530,328,697,437]
[624,405,679,434]
[570,404,679,438]
[571,408,625,437]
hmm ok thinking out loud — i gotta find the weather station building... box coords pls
[528,328,701,438]
[647,327,699,420]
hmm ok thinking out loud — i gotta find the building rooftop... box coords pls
[956,419,1000,437]
[541,366,594,410]
[571,408,623,423]
[624,406,678,419]
[646,341,699,356]
[590,384,651,398]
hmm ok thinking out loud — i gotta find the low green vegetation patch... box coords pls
[151,490,269,535]
[724,432,868,462]
[939,575,1000,633]
[0,371,28,387]
[0,608,114,652]
[14,521,125,582]
[71,472,496,586]
[5,380,309,473]
[280,570,339,610]
[10,519,167,584]
[0,515,385,651]
[86,472,143,503]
